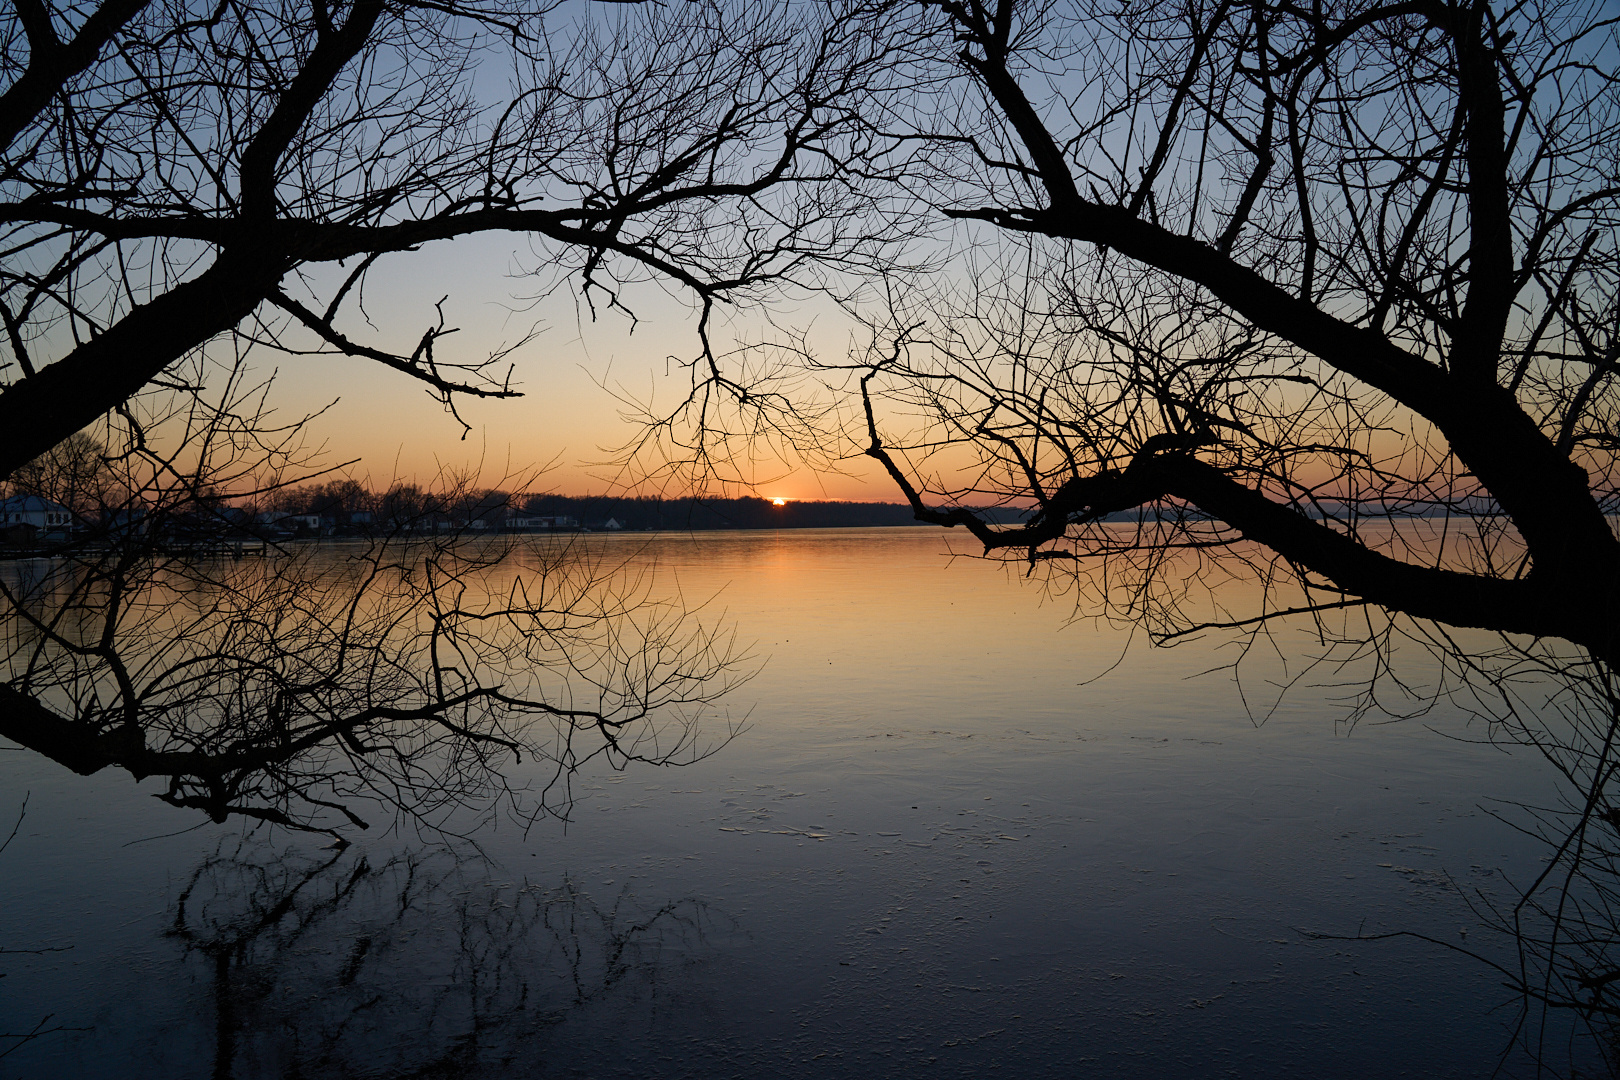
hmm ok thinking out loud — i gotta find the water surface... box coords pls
[0,528,1578,1077]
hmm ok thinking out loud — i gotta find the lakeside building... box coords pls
[0,494,75,544]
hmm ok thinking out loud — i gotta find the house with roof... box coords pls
[0,494,74,544]
[1,494,73,530]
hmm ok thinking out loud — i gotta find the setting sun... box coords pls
[771,497,787,506]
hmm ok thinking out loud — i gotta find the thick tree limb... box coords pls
[0,0,151,152]
[941,0,1616,587]
[0,250,283,477]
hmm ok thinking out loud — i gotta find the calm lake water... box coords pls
[0,527,1590,1077]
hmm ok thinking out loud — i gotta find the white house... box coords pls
[0,494,73,532]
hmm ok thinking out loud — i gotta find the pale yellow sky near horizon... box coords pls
[264,233,897,502]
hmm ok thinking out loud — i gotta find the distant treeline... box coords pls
[514,495,1031,531]
[252,482,1033,531]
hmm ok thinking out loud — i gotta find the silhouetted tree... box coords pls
[0,0,893,477]
[809,0,1619,664]
[5,432,119,513]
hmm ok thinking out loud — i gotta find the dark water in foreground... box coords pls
[0,528,1588,1077]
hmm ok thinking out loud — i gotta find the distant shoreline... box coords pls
[502,496,1029,532]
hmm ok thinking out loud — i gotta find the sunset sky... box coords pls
[267,233,893,501]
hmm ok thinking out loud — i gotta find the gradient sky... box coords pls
[267,232,895,501]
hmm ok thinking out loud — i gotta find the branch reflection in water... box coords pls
[1012,518,1620,1065]
[9,522,1620,1076]
[165,839,733,1080]
[0,366,750,839]
[0,506,749,839]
